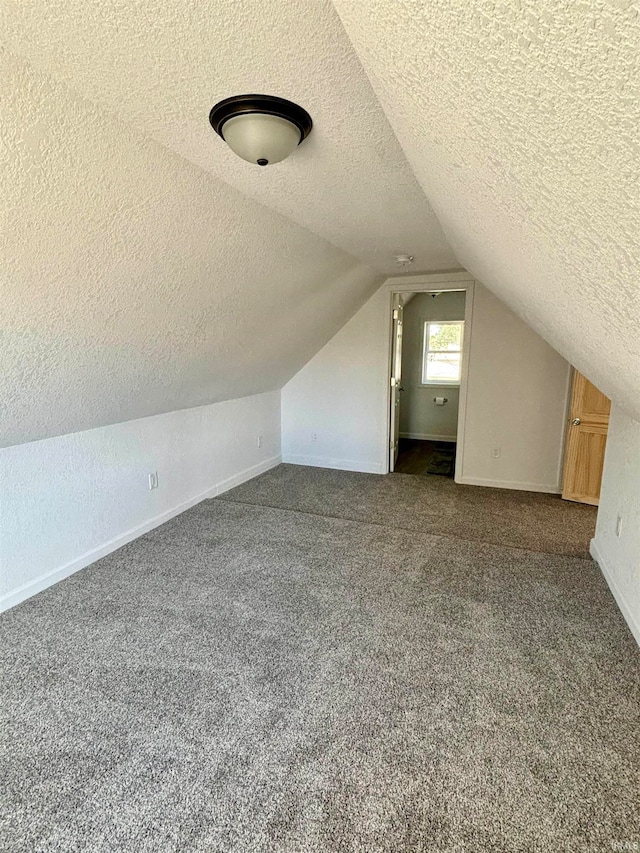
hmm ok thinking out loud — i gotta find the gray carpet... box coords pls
[2,467,638,851]
[221,464,598,558]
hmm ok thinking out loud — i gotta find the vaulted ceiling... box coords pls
[2,0,638,446]
[332,0,640,421]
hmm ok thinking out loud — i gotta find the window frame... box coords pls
[420,319,465,387]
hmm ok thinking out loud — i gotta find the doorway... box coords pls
[388,284,472,478]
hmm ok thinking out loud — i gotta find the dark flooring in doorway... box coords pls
[394,438,456,476]
[2,465,636,852]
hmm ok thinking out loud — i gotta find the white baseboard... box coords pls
[216,454,281,495]
[590,538,640,648]
[0,454,281,614]
[399,432,457,442]
[456,475,561,494]
[282,453,384,475]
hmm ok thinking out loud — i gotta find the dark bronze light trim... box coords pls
[209,94,313,144]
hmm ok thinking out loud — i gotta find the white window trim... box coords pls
[420,320,464,387]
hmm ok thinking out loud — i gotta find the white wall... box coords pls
[281,288,390,473]
[0,392,280,611]
[459,285,571,492]
[282,278,571,491]
[591,407,640,647]
[400,291,466,441]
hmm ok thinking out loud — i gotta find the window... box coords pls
[422,320,464,385]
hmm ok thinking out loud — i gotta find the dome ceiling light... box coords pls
[209,94,313,167]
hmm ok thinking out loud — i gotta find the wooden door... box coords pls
[562,371,610,505]
[389,296,404,472]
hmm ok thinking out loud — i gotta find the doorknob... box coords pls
[572,418,581,426]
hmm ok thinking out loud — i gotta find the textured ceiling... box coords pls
[2,0,639,447]
[1,52,380,446]
[333,0,640,421]
[0,0,456,275]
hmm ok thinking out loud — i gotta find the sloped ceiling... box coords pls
[332,0,640,421]
[1,51,381,447]
[0,0,454,274]
[2,0,639,448]
[0,0,458,447]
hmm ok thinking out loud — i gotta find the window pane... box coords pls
[428,322,462,352]
[424,352,461,383]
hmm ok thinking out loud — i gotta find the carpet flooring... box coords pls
[1,466,638,852]
[222,464,598,558]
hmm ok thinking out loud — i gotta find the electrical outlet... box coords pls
[615,515,623,538]
[257,434,263,449]
[491,447,501,459]
[311,432,318,443]
[148,472,159,490]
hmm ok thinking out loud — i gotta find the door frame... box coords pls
[389,293,404,472]
[383,272,475,479]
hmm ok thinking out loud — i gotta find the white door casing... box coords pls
[389,294,404,471]
[384,273,475,478]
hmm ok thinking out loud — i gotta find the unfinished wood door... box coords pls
[562,371,610,505]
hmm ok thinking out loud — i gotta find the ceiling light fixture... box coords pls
[394,253,414,266]
[209,94,313,167]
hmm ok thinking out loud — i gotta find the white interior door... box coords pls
[389,295,404,472]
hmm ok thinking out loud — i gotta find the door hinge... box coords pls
[393,308,399,320]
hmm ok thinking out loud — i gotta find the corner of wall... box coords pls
[589,405,640,648]
[590,539,640,648]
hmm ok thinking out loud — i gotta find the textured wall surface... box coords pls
[333,0,640,421]
[0,0,456,275]
[1,54,381,446]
